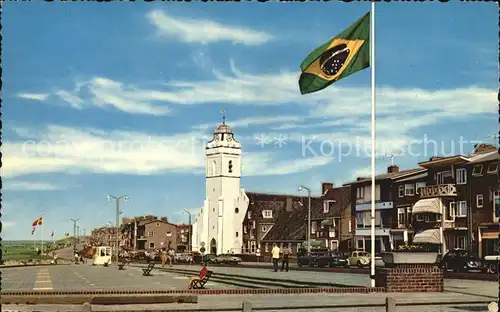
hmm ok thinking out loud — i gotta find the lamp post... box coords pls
[107,195,129,259]
[298,185,311,253]
[183,209,192,252]
[70,218,79,256]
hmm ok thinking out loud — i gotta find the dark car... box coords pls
[298,252,349,268]
[440,249,486,273]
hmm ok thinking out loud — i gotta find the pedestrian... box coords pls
[168,248,175,267]
[271,244,280,272]
[281,246,290,272]
[161,248,167,267]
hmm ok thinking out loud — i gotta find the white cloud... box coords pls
[17,93,49,101]
[2,124,326,178]
[55,89,84,109]
[3,180,67,191]
[146,10,273,46]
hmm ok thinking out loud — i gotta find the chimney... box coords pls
[387,165,400,173]
[286,197,293,211]
[322,182,334,195]
[473,143,496,154]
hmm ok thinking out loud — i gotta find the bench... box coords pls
[191,270,213,289]
[142,263,155,276]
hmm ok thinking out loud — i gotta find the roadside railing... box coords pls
[78,297,494,312]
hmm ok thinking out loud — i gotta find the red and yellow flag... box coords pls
[31,216,43,227]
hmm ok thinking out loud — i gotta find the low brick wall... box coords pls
[375,264,443,292]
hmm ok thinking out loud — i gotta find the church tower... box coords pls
[205,111,242,254]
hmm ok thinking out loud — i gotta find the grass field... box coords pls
[2,240,71,262]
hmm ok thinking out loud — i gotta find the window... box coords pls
[456,201,467,217]
[436,214,441,222]
[324,200,335,213]
[416,214,424,222]
[212,160,217,176]
[404,184,415,196]
[235,232,239,237]
[436,171,451,184]
[252,220,256,229]
[348,220,352,232]
[248,211,252,219]
[149,242,155,248]
[398,185,405,198]
[263,210,273,219]
[148,231,154,236]
[228,160,233,173]
[243,226,247,234]
[472,165,483,176]
[476,194,484,208]
[456,168,467,184]
[262,226,267,232]
[311,222,317,233]
[166,232,172,237]
[457,236,467,249]
[265,244,269,252]
[415,182,426,194]
[488,162,498,174]
[356,212,364,227]
[235,207,239,213]
[448,202,456,220]
[328,230,335,238]
[356,187,365,199]
[397,208,406,228]
[356,238,364,250]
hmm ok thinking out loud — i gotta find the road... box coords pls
[2,263,497,311]
[1,263,235,292]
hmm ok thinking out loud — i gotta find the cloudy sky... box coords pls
[3,3,496,240]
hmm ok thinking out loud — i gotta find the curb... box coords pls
[1,294,198,305]
[0,263,73,269]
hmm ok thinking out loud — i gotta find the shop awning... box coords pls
[412,198,442,214]
[482,231,500,240]
[413,229,441,244]
[321,219,333,226]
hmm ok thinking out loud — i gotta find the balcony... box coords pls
[420,184,457,199]
[356,201,393,211]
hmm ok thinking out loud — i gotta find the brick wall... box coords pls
[375,264,443,292]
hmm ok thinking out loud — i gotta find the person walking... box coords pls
[281,246,290,272]
[168,248,175,267]
[161,248,167,267]
[271,244,280,272]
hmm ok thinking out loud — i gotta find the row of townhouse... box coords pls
[91,215,192,252]
[242,144,499,258]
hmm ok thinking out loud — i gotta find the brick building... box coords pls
[90,226,118,247]
[176,224,192,252]
[120,215,178,251]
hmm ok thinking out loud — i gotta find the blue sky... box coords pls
[3,3,497,240]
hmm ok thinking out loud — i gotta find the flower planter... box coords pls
[381,252,439,266]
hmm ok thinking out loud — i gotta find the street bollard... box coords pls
[82,302,92,312]
[242,300,252,312]
[385,297,396,312]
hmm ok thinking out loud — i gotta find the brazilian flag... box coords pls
[299,12,370,95]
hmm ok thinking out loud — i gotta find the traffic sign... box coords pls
[200,247,206,253]
[200,242,205,247]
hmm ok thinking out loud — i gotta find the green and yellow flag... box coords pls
[299,12,370,95]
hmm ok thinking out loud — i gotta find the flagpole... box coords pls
[41,218,44,256]
[370,0,376,288]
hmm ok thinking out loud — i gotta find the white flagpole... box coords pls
[370,0,377,288]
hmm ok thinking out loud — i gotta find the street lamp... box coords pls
[107,195,129,259]
[183,209,192,252]
[70,218,79,256]
[298,185,311,253]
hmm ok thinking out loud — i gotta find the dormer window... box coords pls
[228,160,233,173]
[487,162,498,174]
[472,165,483,176]
[324,200,335,213]
[263,210,273,219]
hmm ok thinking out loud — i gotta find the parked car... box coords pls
[216,254,242,264]
[440,249,486,273]
[484,255,499,274]
[348,251,371,268]
[297,252,322,267]
[298,252,349,268]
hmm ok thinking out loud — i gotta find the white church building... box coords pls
[191,118,250,255]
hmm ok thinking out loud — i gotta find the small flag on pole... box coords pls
[32,227,36,235]
[298,12,370,95]
[32,216,43,227]
[51,231,54,237]
[65,232,70,237]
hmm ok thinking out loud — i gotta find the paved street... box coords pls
[1,263,236,291]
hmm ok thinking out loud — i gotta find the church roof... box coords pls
[214,122,233,134]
